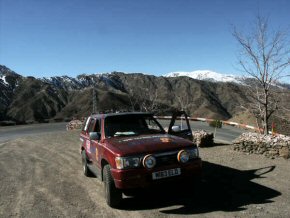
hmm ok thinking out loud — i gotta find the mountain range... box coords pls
[1,65,290,134]
[165,70,243,83]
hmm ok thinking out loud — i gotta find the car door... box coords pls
[168,111,193,141]
[80,117,91,152]
[85,118,96,161]
[89,118,101,163]
[88,118,103,177]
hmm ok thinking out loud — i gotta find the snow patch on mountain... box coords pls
[165,70,242,83]
[41,72,125,92]
[0,75,8,85]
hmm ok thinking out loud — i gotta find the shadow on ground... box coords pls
[120,161,280,214]
[210,142,231,147]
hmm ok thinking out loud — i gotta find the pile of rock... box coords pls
[192,130,214,147]
[233,133,290,159]
[66,119,83,131]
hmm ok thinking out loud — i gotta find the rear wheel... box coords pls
[81,150,92,177]
[103,165,122,207]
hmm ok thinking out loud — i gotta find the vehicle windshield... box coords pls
[104,114,165,138]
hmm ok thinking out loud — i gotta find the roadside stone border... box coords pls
[155,116,263,133]
[192,130,214,147]
[233,132,290,159]
[156,127,214,147]
[195,118,261,132]
[66,120,83,130]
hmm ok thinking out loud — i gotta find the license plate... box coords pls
[152,168,181,180]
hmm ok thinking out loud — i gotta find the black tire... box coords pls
[103,165,122,207]
[81,150,92,177]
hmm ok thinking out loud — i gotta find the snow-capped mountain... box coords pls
[41,73,126,92]
[165,70,242,83]
[0,75,8,85]
[0,65,21,89]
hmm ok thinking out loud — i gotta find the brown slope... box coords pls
[6,77,67,122]
[56,87,130,118]
[114,73,235,119]
[0,65,22,120]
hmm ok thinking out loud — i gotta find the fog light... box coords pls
[177,150,189,163]
[143,154,156,169]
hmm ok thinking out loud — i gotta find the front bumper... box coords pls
[111,158,202,189]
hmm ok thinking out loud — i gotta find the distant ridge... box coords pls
[165,70,242,84]
[1,64,290,135]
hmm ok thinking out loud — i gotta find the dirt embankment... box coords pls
[0,131,289,217]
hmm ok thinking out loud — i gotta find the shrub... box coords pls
[54,118,64,122]
[64,117,72,122]
[0,120,16,126]
[209,119,223,128]
[25,120,35,124]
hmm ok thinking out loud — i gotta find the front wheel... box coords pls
[103,165,122,207]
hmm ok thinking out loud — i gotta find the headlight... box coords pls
[187,148,199,159]
[177,150,189,163]
[115,157,140,169]
[142,154,156,169]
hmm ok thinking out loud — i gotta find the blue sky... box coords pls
[0,0,289,77]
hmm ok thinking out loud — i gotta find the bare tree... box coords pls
[127,85,160,112]
[175,94,190,113]
[127,88,139,111]
[233,16,290,134]
[139,87,159,112]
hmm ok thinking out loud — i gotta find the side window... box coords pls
[94,119,101,133]
[87,119,96,133]
[171,114,190,132]
[145,117,160,131]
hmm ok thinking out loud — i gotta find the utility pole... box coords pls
[92,86,97,113]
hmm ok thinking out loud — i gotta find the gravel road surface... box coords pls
[0,122,67,143]
[0,120,245,144]
[0,131,289,218]
[158,119,246,143]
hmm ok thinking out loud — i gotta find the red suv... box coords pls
[80,111,202,207]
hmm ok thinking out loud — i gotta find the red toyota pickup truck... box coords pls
[80,111,202,207]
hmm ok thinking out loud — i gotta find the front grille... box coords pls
[155,152,179,167]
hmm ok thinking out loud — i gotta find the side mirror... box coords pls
[89,132,101,141]
[171,125,181,132]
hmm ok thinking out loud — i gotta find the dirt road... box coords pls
[0,122,67,143]
[158,119,246,143]
[0,120,246,144]
[0,131,289,217]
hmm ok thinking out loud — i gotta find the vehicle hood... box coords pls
[104,134,194,156]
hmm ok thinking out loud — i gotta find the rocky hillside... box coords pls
[0,66,22,120]
[1,65,290,134]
